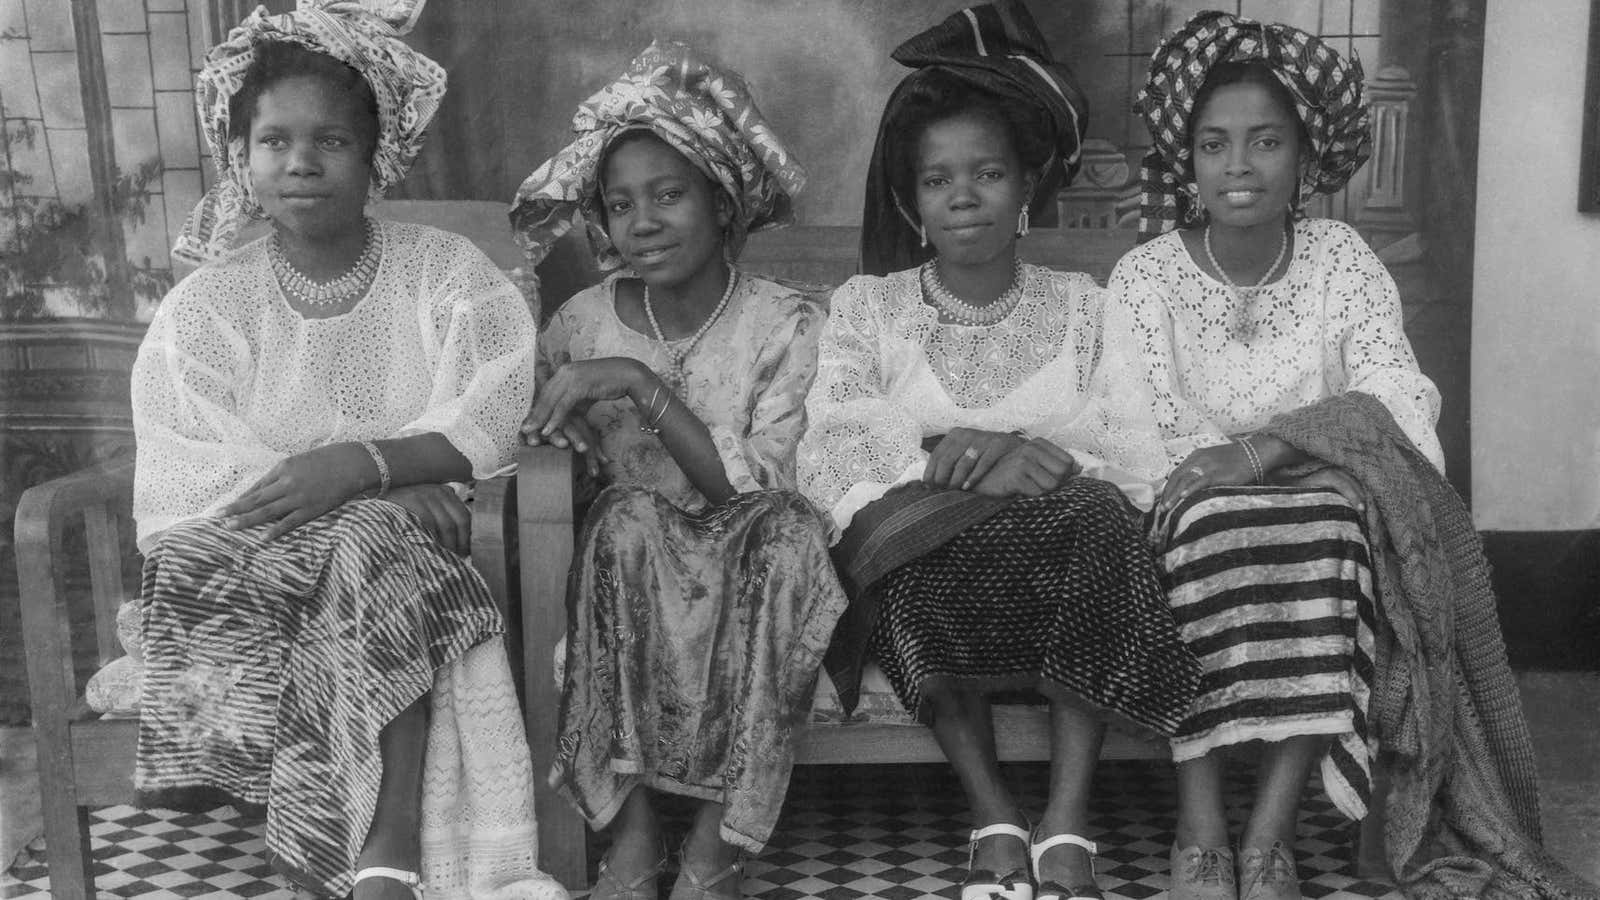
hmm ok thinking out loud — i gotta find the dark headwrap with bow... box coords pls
[1134,10,1371,242]
[860,0,1089,276]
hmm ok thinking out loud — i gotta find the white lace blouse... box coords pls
[131,220,537,550]
[798,264,1131,533]
[1087,217,1444,480]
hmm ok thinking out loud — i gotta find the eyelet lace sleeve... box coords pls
[395,233,538,476]
[797,276,927,528]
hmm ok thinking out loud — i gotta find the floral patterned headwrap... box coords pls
[172,0,446,264]
[860,0,1089,276]
[509,40,806,271]
[1134,10,1371,242]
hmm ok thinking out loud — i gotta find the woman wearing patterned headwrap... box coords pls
[1090,11,1594,900]
[131,3,564,898]
[510,41,847,900]
[798,5,1198,900]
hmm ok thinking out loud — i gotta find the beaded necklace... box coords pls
[919,259,1026,326]
[642,265,741,391]
[269,218,382,308]
[1203,222,1289,341]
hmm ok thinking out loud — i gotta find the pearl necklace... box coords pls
[270,218,382,307]
[1203,222,1289,341]
[920,259,1027,326]
[642,266,741,389]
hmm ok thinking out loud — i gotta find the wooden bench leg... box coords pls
[33,732,94,900]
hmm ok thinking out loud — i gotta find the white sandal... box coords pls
[352,865,424,899]
[960,822,1035,900]
[1029,832,1103,900]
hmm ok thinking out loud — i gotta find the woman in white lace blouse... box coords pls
[798,6,1199,900]
[130,8,563,899]
[1094,13,1443,900]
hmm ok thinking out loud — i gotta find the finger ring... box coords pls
[963,447,981,460]
[1186,465,1205,477]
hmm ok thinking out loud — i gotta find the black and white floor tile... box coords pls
[2,760,1398,898]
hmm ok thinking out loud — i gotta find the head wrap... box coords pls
[510,40,805,271]
[172,0,446,264]
[859,0,1089,276]
[1133,10,1370,242]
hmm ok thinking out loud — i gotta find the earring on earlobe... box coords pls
[919,222,928,248]
[1016,206,1030,238]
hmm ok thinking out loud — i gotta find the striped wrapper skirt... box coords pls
[867,478,1200,739]
[134,500,563,899]
[1157,485,1376,820]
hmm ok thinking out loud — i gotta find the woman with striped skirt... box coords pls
[130,4,564,897]
[1085,13,1445,900]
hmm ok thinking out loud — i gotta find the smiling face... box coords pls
[246,74,375,243]
[599,132,732,291]
[912,111,1036,268]
[1189,79,1306,232]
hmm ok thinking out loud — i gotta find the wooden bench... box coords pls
[520,223,1176,889]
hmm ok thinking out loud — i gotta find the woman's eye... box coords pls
[1198,140,1223,154]
[259,136,286,150]
[318,136,349,150]
[607,200,632,215]
[977,169,1005,182]
[659,189,683,204]
[921,175,949,188]
[1255,137,1282,150]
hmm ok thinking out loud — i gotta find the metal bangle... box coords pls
[1236,436,1265,485]
[360,440,391,497]
[638,385,666,436]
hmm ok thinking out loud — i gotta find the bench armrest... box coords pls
[15,457,137,723]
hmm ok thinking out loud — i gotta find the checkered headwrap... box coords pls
[1133,10,1370,242]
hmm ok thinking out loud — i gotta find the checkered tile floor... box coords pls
[2,760,1398,898]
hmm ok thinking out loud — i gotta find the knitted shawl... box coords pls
[1261,392,1597,900]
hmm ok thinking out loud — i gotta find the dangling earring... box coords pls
[1016,206,1030,238]
[919,222,928,248]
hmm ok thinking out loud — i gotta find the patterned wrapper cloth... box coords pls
[1133,9,1371,241]
[173,0,446,264]
[859,0,1089,275]
[509,40,806,271]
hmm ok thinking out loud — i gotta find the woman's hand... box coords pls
[1156,442,1256,518]
[220,442,371,539]
[522,358,653,446]
[384,484,472,554]
[1274,466,1368,514]
[532,413,608,479]
[969,438,1080,498]
[922,427,1027,490]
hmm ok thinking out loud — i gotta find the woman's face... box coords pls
[1190,80,1304,232]
[913,111,1035,269]
[246,74,374,242]
[600,134,731,290]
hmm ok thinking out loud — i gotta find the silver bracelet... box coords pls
[638,386,665,436]
[360,440,391,497]
[1236,435,1265,485]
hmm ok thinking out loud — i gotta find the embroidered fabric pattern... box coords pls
[798,263,1118,516]
[131,221,536,548]
[1084,218,1444,480]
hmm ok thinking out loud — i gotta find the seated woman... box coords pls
[510,41,848,900]
[797,5,1199,900]
[1093,11,1598,899]
[132,5,565,899]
